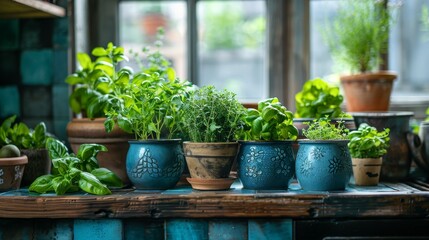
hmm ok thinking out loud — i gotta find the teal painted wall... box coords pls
[0,0,70,143]
[0,218,293,240]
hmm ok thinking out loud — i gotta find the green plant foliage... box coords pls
[65,42,131,118]
[239,97,298,141]
[104,71,193,140]
[302,117,349,140]
[181,85,246,142]
[0,115,52,149]
[29,138,123,195]
[323,0,394,73]
[105,32,194,140]
[348,123,390,158]
[426,107,429,122]
[295,78,344,119]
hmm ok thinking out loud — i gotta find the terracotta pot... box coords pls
[20,149,50,187]
[0,155,28,191]
[183,142,238,179]
[67,118,133,185]
[340,71,397,112]
[141,13,167,36]
[352,157,382,186]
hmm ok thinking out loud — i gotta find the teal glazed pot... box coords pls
[296,140,352,191]
[126,139,185,190]
[237,141,295,190]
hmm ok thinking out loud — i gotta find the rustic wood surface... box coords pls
[1,180,429,219]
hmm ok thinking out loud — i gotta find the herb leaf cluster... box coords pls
[0,115,51,150]
[323,0,394,73]
[302,117,349,140]
[239,97,298,141]
[181,85,246,142]
[295,78,344,119]
[29,138,123,195]
[348,123,390,158]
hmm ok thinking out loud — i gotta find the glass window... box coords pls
[118,1,187,79]
[310,0,429,99]
[197,1,268,103]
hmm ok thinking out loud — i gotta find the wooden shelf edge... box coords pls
[0,0,65,18]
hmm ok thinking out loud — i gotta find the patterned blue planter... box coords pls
[237,141,295,190]
[295,140,352,191]
[126,140,185,190]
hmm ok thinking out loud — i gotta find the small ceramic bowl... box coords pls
[0,155,28,192]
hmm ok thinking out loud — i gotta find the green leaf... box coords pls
[77,144,107,164]
[91,168,123,188]
[33,122,47,148]
[52,176,72,195]
[29,175,55,194]
[46,138,69,160]
[79,172,111,195]
[91,47,108,57]
[77,53,92,69]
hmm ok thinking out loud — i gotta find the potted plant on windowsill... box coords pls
[348,123,390,186]
[0,115,52,187]
[324,0,397,112]
[237,97,298,190]
[181,85,246,190]
[65,42,134,185]
[104,66,193,190]
[0,143,27,191]
[295,118,352,191]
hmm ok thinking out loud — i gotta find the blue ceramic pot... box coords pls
[295,140,352,191]
[126,139,185,189]
[237,141,295,190]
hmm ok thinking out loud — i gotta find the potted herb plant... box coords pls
[0,115,51,186]
[66,42,134,185]
[324,0,397,111]
[237,97,298,190]
[104,64,193,190]
[180,85,246,190]
[29,138,123,195]
[295,118,352,191]
[348,123,390,186]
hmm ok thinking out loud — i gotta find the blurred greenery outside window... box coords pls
[118,0,267,103]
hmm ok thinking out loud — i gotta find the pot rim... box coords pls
[297,139,349,143]
[340,71,397,82]
[238,140,295,144]
[183,141,238,145]
[0,155,28,165]
[351,111,414,118]
[128,139,182,144]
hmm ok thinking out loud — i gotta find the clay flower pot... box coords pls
[352,157,382,186]
[183,142,238,190]
[0,155,28,191]
[340,71,396,112]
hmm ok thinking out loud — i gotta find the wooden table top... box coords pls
[1,179,429,219]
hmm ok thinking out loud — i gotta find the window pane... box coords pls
[389,0,429,95]
[197,1,267,103]
[119,1,187,80]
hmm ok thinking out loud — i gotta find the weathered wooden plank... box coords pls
[208,219,247,240]
[0,182,428,219]
[248,219,292,240]
[165,219,208,240]
[124,219,164,240]
[74,219,123,240]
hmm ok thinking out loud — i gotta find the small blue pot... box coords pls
[237,141,295,190]
[295,140,352,191]
[126,139,185,190]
